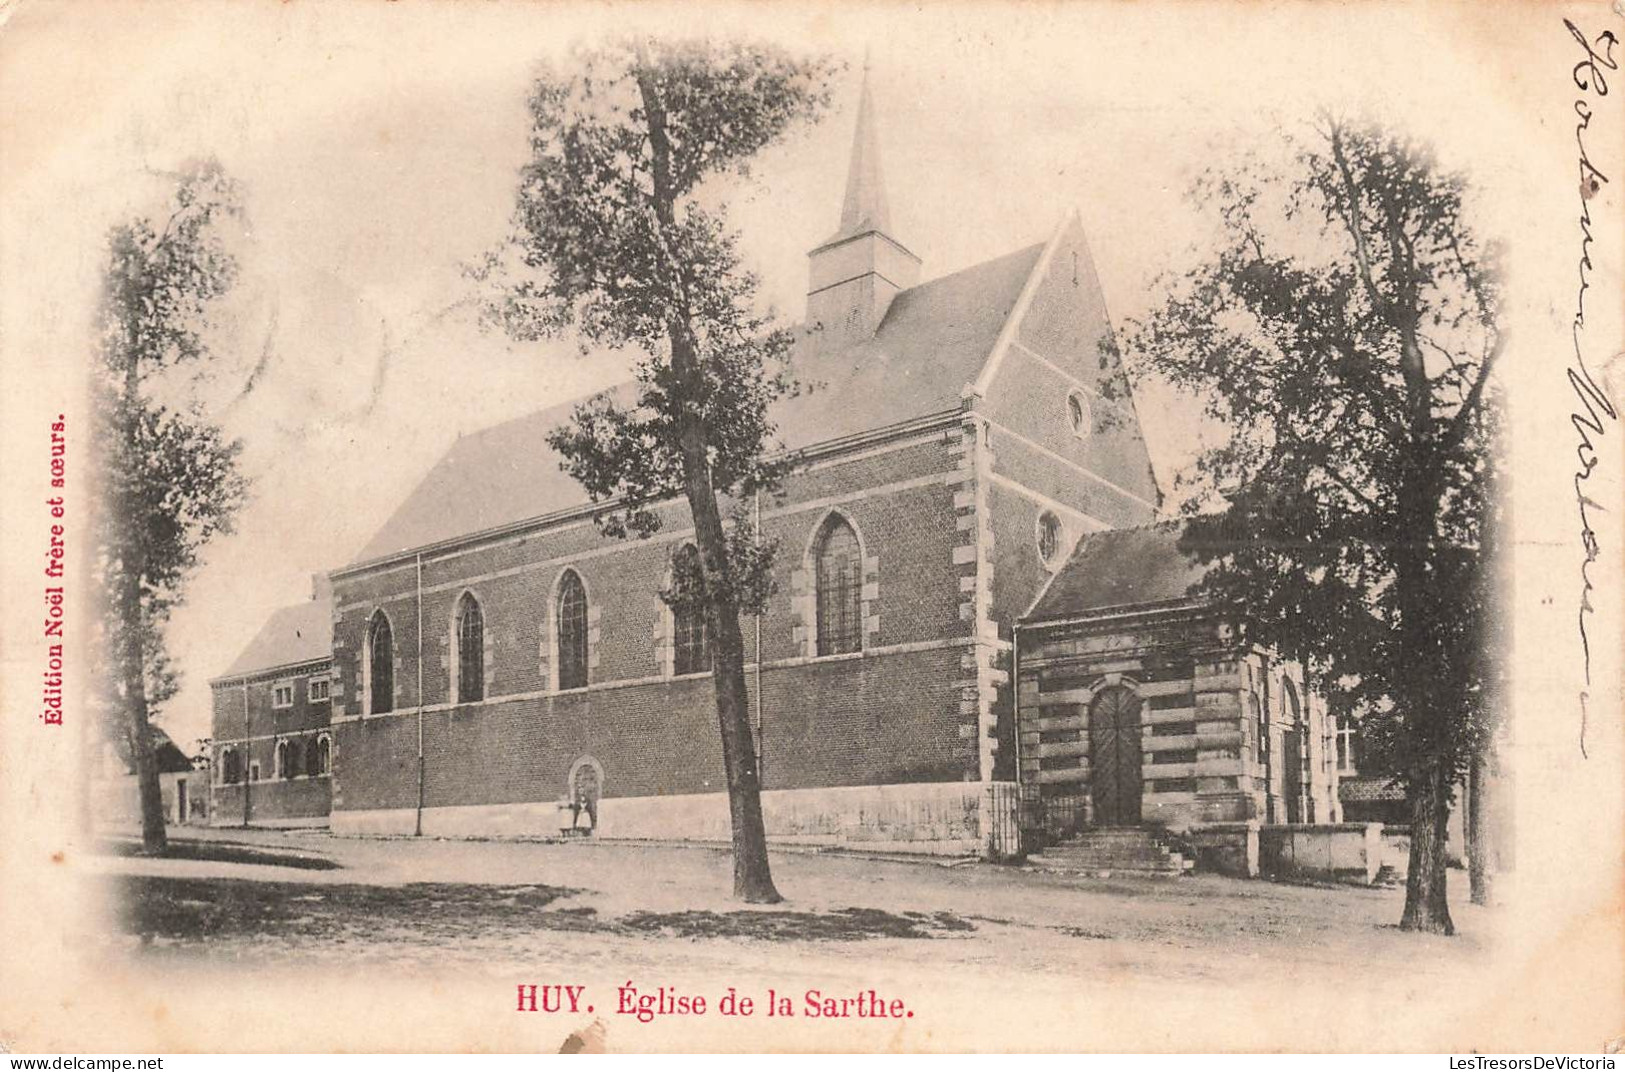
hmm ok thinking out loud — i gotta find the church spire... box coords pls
[834,63,891,241]
[805,62,921,348]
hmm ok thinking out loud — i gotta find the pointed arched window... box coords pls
[671,544,712,676]
[455,592,485,703]
[367,611,394,715]
[556,570,588,690]
[815,516,863,656]
[221,747,241,785]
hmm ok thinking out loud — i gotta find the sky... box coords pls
[0,1,1566,751]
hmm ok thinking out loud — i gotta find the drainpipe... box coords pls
[753,488,764,785]
[1011,620,1024,851]
[241,681,251,827]
[1260,653,1273,824]
[415,551,425,837]
[1011,622,1023,780]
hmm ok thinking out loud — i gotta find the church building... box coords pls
[210,75,1343,863]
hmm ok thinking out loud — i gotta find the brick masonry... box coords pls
[209,658,333,826]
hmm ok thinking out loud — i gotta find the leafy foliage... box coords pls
[1122,118,1505,792]
[475,42,834,576]
[91,160,251,848]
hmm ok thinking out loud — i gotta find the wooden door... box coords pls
[1088,687,1144,825]
[1282,729,1304,823]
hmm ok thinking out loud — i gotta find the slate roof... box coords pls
[1025,521,1217,622]
[350,242,1046,566]
[217,598,334,680]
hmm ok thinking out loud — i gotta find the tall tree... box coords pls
[479,41,834,902]
[1120,118,1503,934]
[91,160,250,854]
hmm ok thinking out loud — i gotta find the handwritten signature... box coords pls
[1564,19,1618,759]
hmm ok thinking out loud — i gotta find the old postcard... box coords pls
[0,0,1621,1054]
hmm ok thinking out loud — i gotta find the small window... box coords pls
[310,735,331,777]
[1336,720,1359,774]
[1067,391,1092,439]
[308,676,330,702]
[1036,511,1064,568]
[249,761,261,783]
[272,683,294,709]
[278,739,302,780]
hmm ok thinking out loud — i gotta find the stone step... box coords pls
[1026,851,1190,877]
[1040,849,1180,867]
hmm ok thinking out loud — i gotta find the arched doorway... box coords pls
[1088,686,1143,826]
[567,757,603,833]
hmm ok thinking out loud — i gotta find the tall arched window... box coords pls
[275,739,292,780]
[367,611,394,715]
[671,544,712,676]
[221,747,240,785]
[455,592,485,703]
[815,516,863,656]
[556,570,589,691]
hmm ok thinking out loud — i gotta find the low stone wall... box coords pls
[1180,821,1260,878]
[331,780,1015,857]
[1258,822,1384,884]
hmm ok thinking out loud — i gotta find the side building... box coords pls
[1016,523,1341,835]
[209,589,335,828]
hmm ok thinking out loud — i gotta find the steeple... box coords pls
[805,63,921,349]
[833,66,891,241]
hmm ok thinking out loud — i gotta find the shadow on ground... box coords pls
[99,838,342,871]
[117,876,978,947]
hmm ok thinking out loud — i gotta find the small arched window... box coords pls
[309,735,330,777]
[556,570,589,691]
[221,747,240,785]
[1067,391,1092,439]
[367,611,394,715]
[455,592,485,703]
[814,516,863,656]
[1036,511,1063,568]
[671,544,712,676]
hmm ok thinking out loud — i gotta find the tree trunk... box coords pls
[1400,764,1453,934]
[122,582,167,855]
[637,62,781,905]
[1467,749,1490,906]
[678,453,780,903]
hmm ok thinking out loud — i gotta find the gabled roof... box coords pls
[349,241,1046,567]
[1024,521,1214,622]
[107,725,195,775]
[217,598,333,681]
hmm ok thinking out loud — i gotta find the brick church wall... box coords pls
[327,422,985,837]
